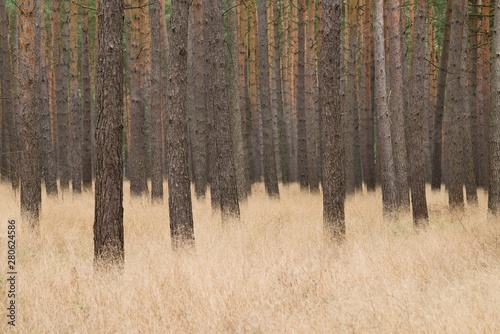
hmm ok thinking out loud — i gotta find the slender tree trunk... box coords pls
[297,0,308,190]
[81,1,93,190]
[489,0,500,213]
[257,0,280,198]
[19,0,41,227]
[94,0,125,266]
[9,10,20,191]
[167,0,195,248]
[445,0,466,209]
[70,0,82,194]
[374,0,398,214]
[321,0,345,241]
[408,0,429,225]
[387,0,409,209]
[431,0,452,190]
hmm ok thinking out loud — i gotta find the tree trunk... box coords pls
[70,0,82,194]
[431,0,452,190]
[94,0,125,266]
[9,10,20,190]
[489,0,500,213]
[19,0,41,227]
[297,0,308,190]
[257,0,280,198]
[373,0,398,213]
[387,0,409,209]
[81,0,93,190]
[445,0,466,209]
[321,0,345,241]
[204,0,240,221]
[167,0,195,248]
[408,0,429,226]
[149,0,163,203]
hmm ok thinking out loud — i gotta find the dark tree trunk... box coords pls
[257,0,280,198]
[297,0,308,190]
[167,0,195,248]
[94,0,125,266]
[81,1,93,190]
[204,0,240,221]
[149,0,164,203]
[321,0,345,241]
[409,0,429,226]
[431,0,452,190]
[19,0,41,227]
[374,0,398,214]
[489,0,500,213]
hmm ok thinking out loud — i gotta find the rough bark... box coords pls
[489,0,500,213]
[321,0,345,241]
[297,0,308,190]
[257,0,280,198]
[387,0,409,209]
[94,0,125,266]
[408,0,429,226]
[149,0,163,202]
[167,0,195,248]
[9,10,20,190]
[431,0,452,190]
[19,0,41,227]
[204,0,240,221]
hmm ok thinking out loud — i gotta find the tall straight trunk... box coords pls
[190,0,208,199]
[35,0,58,196]
[149,0,163,202]
[9,10,20,190]
[387,0,409,209]
[426,2,437,181]
[70,0,82,194]
[431,0,452,190]
[19,0,41,227]
[204,0,240,220]
[0,0,14,185]
[297,0,308,190]
[374,0,398,213]
[227,0,247,203]
[81,1,93,190]
[321,0,345,241]
[94,0,125,266]
[282,0,294,183]
[127,2,149,197]
[488,0,500,213]
[445,0,466,209]
[257,0,280,198]
[167,0,195,248]
[344,0,359,195]
[305,0,319,192]
[361,0,375,191]
[160,0,169,177]
[409,0,429,225]
[273,0,290,185]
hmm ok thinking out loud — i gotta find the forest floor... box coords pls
[0,182,499,333]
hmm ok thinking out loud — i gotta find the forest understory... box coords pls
[0,182,498,333]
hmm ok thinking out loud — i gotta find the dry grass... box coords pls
[0,182,499,333]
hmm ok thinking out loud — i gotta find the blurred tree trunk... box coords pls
[149,0,163,202]
[321,0,345,241]
[488,0,500,213]
[167,0,195,248]
[19,0,41,227]
[387,0,409,209]
[257,0,280,198]
[204,0,240,221]
[70,0,82,194]
[408,0,429,225]
[127,2,149,197]
[9,10,20,190]
[94,0,125,266]
[297,0,308,190]
[360,0,375,191]
[431,0,452,190]
[81,0,93,191]
[445,0,466,209]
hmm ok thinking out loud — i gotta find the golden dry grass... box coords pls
[0,182,499,333]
